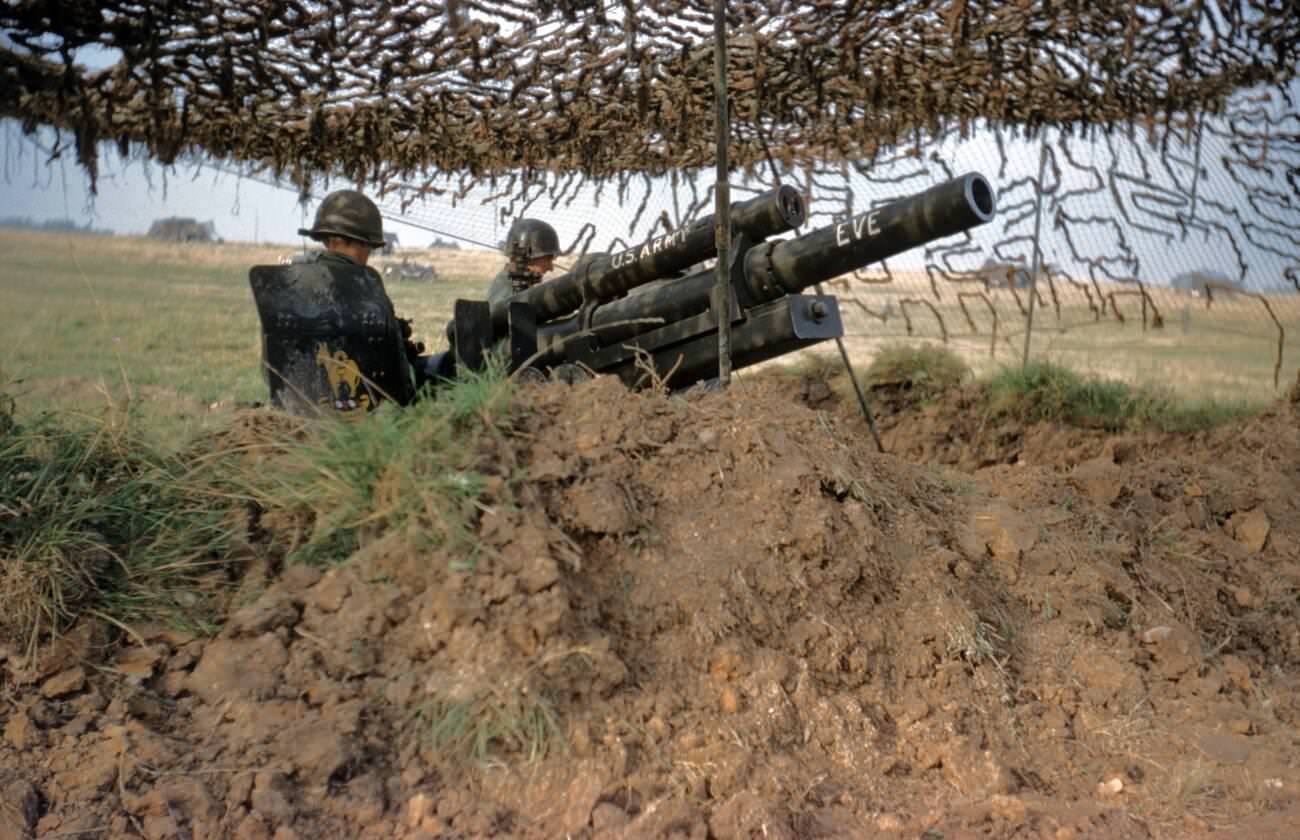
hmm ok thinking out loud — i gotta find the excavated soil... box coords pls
[3,373,1300,840]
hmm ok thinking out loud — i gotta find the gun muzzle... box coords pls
[743,172,996,302]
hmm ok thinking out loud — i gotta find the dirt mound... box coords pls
[3,376,1300,839]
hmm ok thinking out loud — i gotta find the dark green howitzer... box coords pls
[438,172,996,390]
[491,185,808,332]
[248,174,995,415]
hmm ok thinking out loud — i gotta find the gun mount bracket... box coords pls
[452,299,493,373]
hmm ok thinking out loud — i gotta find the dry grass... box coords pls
[0,353,517,653]
[0,228,505,440]
[3,226,1295,428]
[0,388,239,653]
[413,687,561,767]
[830,280,1300,405]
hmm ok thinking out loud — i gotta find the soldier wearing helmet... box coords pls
[248,189,429,415]
[296,188,424,370]
[486,218,562,306]
[297,189,389,269]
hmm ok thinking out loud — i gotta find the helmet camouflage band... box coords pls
[505,218,561,260]
[298,189,386,248]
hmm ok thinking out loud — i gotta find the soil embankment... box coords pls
[3,375,1299,839]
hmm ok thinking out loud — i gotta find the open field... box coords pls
[825,272,1300,405]
[0,229,502,438]
[5,228,1300,839]
[3,228,1296,437]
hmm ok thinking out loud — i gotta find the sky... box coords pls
[0,125,454,248]
[3,64,1297,294]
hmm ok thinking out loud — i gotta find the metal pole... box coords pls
[801,167,884,452]
[814,282,886,453]
[1022,140,1048,369]
[712,0,732,386]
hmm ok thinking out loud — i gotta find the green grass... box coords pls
[0,355,516,651]
[863,342,970,399]
[0,387,239,654]
[414,688,561,766]
[985,360,1258,432]
[233,360,515,568]
[3,239,262,398]
[0,230,512,579]
[0,228,498,444]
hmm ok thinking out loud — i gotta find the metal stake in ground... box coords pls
[813,282,885,454]
[1022,141,1049,369]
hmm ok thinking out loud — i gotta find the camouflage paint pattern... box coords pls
[536,173,997,352]
[489,185,807,330]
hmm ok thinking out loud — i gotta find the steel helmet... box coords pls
[298,189,386,248]
[505,218,561,260]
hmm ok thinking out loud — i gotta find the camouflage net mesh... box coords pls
[2,1,1297,192]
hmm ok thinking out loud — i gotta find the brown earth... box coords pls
[3,373,1300,840]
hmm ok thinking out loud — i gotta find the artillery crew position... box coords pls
[249,190,421,416]
[487,218,563,305]
[249,173,997,416]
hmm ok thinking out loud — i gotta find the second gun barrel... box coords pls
[492,185,806,329]
[538,173,997,350]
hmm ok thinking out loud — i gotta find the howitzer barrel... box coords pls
[540,173,996,348]
[492,185,806,328]
[743,172,996,302]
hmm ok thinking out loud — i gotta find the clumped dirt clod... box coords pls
[3,375,1300,839]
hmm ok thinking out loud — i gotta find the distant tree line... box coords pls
[0,216,114,236]
[980,258,1295,295]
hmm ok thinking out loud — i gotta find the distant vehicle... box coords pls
[1172,269,1239,295]
[278,249,322,265]
[383,257,439,282]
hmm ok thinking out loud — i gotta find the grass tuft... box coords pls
[0,383,239,653]
[773,352,845,383]
[237,360,515,568]
[864,343,969,402]
[986,361,1259,432]
[414,688,561,766]
[0,358,517,653]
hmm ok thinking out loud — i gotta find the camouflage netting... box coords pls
[2,1,1297,192]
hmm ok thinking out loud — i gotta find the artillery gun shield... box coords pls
[507,301,539,371]
[249,262,414,416]
[451,299,494,373]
